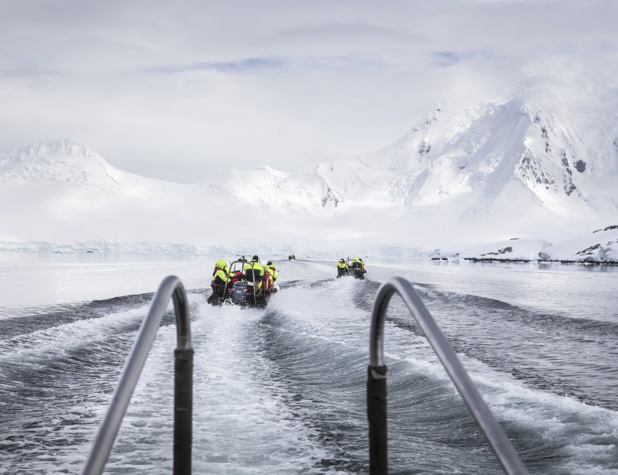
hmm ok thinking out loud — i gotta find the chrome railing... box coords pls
[82,275,193,475]
[81,273,527,474]
[367,276,529,475]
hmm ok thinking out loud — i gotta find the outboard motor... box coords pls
[232,281,248,305]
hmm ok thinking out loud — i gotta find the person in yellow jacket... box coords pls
[336,258,349,277]
[208,258,231,304]
[265,261,278,294]
[349,256,367,278]
[244,255,265,294]
[359,258,367,272]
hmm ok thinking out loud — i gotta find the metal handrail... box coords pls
[367,276,529,475]
[82,275,194,475]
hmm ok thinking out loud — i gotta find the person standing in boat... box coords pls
[359,258,367,274]
[337,258,349,277]
[208,258,231,305]
[265,261,278,294]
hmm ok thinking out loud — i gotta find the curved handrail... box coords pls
[82,275,193,475]
[368,276,528,475]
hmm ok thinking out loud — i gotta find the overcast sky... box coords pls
[1,0,616,183]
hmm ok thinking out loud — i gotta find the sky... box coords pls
[1,0,617,183]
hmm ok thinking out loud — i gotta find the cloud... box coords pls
[429,49,505,67]
[146,57,287,75]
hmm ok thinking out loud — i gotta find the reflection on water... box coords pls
[370,259,618,323]
[0,252,214,319]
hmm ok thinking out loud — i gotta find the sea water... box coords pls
[1,253,617,474]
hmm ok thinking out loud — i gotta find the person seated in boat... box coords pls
[337,258,349,277]
[349,256,367,277]
[228,262,245,283]
[208,258,231,304]
[266,261,278,294]
[359,258,367,273]
[244,255,266,294]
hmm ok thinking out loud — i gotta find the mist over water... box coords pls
[1,255,617,474]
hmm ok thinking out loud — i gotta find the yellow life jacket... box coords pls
[244,260,265,287]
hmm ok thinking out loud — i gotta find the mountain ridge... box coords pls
[1,74,617,248]
[0,138,122,186]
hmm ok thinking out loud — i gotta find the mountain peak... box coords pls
[9,138,99,161]
[0,138,119,185]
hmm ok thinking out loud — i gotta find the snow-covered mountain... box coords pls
[0,139,123,187]
[194,70,618,248]
[210,166,341,214]
[1,70,617,254]
[0,139,214,243]
[311,73,618,242]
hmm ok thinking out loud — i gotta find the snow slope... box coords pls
[0,139,209,242]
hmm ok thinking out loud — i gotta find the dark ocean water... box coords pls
[1,255,617,474]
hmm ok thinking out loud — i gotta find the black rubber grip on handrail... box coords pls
[174,348,194,475]
[367,364,388,475]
